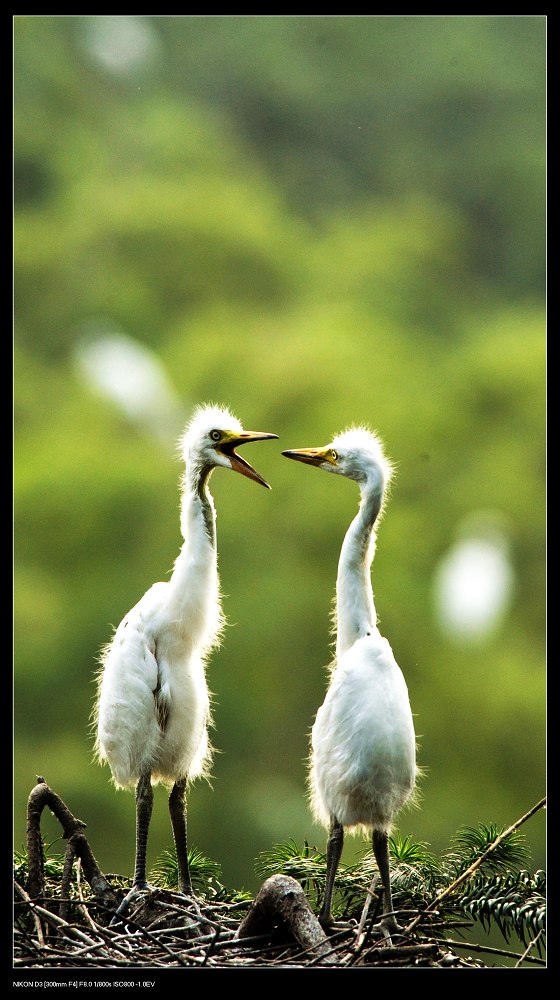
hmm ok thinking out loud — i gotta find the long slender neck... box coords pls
[165,463,222,650]
[335,477,384,658]
[185,462,217,548]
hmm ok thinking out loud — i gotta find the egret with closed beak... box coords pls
[283,426,418,940]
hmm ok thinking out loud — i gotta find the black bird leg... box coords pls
[133,771,154,888]
[318,817,344,928]
[372,828,402,938]
[111,771,153,923]
[169,776,192,896]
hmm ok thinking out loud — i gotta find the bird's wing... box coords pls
[96,590,171,785]
[102,583,172,734]
[153,666,171,732]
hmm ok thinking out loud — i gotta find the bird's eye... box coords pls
[331,450,338,461]
[210,430,221,442]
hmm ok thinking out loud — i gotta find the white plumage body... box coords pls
[92,404,276,902]
[282,425,418,933]
[96,563,216,790]
[310,632,416,833]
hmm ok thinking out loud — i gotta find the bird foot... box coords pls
[373,917,406,946]
[110,884,212,934]
[168,889,203,918]
[109,883,155,926]
[353,915,406,950]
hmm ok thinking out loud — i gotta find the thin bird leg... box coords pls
[318,817,344,928]
[372,828,402,939]
[169,776,192,896]
[132,771,154,888]
[111,772,153,923]
[168,778,207,924]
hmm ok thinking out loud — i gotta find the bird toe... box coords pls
[109,883,154,926]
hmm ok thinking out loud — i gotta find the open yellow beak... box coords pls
[224,431,278,489]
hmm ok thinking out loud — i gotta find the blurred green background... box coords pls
[14,15,545,896]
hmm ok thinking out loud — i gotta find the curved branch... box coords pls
[26,776,117,908]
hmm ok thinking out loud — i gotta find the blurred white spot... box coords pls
[81,16,159,74]
[433,511,515,643]
[73,322,185,444]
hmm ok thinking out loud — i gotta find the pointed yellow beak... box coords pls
[223,431,278,489]
[282,446,334,468]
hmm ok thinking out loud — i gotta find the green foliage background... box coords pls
[14,16,545,895]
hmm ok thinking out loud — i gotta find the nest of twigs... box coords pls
[14,875,481,971]
[15,777,544,972]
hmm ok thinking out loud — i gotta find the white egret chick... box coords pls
[283,427,418,939]
[94,404,277,913]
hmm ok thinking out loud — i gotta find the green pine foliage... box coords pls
[255,823,546,958]
[445,823,530,877]
[148,847,251,903]
[458,870,545,950]
[149,846,222,894]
